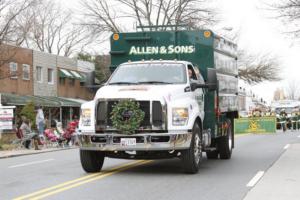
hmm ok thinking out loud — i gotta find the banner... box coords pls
[0,108,14,130]
[234,117,276,134]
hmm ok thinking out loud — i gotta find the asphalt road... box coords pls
[1,131,299,200]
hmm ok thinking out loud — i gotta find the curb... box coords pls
[0,146,78,159]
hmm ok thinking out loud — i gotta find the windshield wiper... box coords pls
[137,81,172,84]
[109,82,138,85]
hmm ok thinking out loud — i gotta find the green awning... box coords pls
[79,72,87,82]
[0,93,83,108]
[39,96,82,107]
[59,69,74,79]
[69,70,83,80]
[0,93,61,107]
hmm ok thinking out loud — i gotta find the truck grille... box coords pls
[96,100,164,132]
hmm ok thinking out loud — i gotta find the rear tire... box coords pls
[80,149,105,173]
[219,120,233,159]
[181,122,202,174]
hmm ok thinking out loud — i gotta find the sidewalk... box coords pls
[0,146,77,159]
[243,143,300,200]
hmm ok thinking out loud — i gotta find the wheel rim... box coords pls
[194,134,202,164]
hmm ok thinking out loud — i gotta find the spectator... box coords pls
[20,118,40,150]
[36,106,45,136]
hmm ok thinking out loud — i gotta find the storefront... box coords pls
[0,93,85,128]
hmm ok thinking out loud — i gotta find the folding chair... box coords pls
[11,128,32,149]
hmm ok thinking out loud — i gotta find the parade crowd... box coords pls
[15,106,79,150]
[248,108,300,132]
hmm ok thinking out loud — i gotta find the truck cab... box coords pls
[78,29,238,174]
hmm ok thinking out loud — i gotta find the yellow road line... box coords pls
[13,160,151,200]
[30,160,152,200]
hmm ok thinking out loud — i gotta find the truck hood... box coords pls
[95,84,188,102]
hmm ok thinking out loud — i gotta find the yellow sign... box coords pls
[113,33,119,41]
[234,117,276,134]
[204,31,211,38]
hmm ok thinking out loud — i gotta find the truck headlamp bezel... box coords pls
[172,107,189,126]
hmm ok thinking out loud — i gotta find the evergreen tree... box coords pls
[94,55,106,83]
[76,53,110,83]
[77,53,93,62]
[20,102,36,128]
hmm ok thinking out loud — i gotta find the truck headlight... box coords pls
[80,108,91,126]
[172,108,189,126]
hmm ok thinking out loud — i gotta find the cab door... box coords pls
[188,65,205,119]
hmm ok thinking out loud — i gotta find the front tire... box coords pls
[219,120,233,159]
[80,149,105,173]
[181,122,202,174]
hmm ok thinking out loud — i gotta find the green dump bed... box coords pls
[110,30,238,132]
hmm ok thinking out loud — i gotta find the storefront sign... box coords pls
[81,109,91,126]
[0,108,14,130]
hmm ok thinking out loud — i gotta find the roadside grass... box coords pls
[0,132,18,151]
[0,141,17,151]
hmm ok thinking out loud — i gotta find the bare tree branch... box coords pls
[80,0,217,35]
[285,80,300,100]
[238,51,281,84]
[17,0,93,56]
[0,0,37,80]
[270,0,300,36]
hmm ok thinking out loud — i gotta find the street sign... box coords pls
[0,107,14,130]
[234,117,276,134]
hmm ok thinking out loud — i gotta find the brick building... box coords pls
[0,46,33,95]
[0,44,96,128]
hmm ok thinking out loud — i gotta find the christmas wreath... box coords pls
[110,100,145,134]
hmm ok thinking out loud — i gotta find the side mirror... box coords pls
[207,68,217,91]
[190,82,198,91]
[189,68,218,92]
[190,82,208,91]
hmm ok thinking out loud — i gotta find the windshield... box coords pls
[108,63,187,85]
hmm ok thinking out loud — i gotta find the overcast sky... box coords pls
[217,0,300,103]
[63,0,300,103]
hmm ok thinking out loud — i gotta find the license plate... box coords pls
[120,138,136,146]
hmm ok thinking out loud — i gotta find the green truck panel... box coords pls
[110,29,238,137]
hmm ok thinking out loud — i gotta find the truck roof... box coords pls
[120,60,192,66]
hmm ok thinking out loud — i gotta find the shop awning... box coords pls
[0,93,61,107]
[59,69,75,79]
[38,96,82,107]
[79,72,87,82]
[59,97,87,104]
[0,93,84,108]
[70,70,82,79]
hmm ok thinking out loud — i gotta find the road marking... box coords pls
[284,144,290,150]
[13,160,152,200]
[8,159,55,168]
[246,171,265,187]
[235,133,250,138]
[298,135,300,138]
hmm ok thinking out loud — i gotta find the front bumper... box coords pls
[78,131,192,151]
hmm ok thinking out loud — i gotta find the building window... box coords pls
[36,66,42,82]
[48,68,54,84]
[9,62,18,79]
[23,64,30,80]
